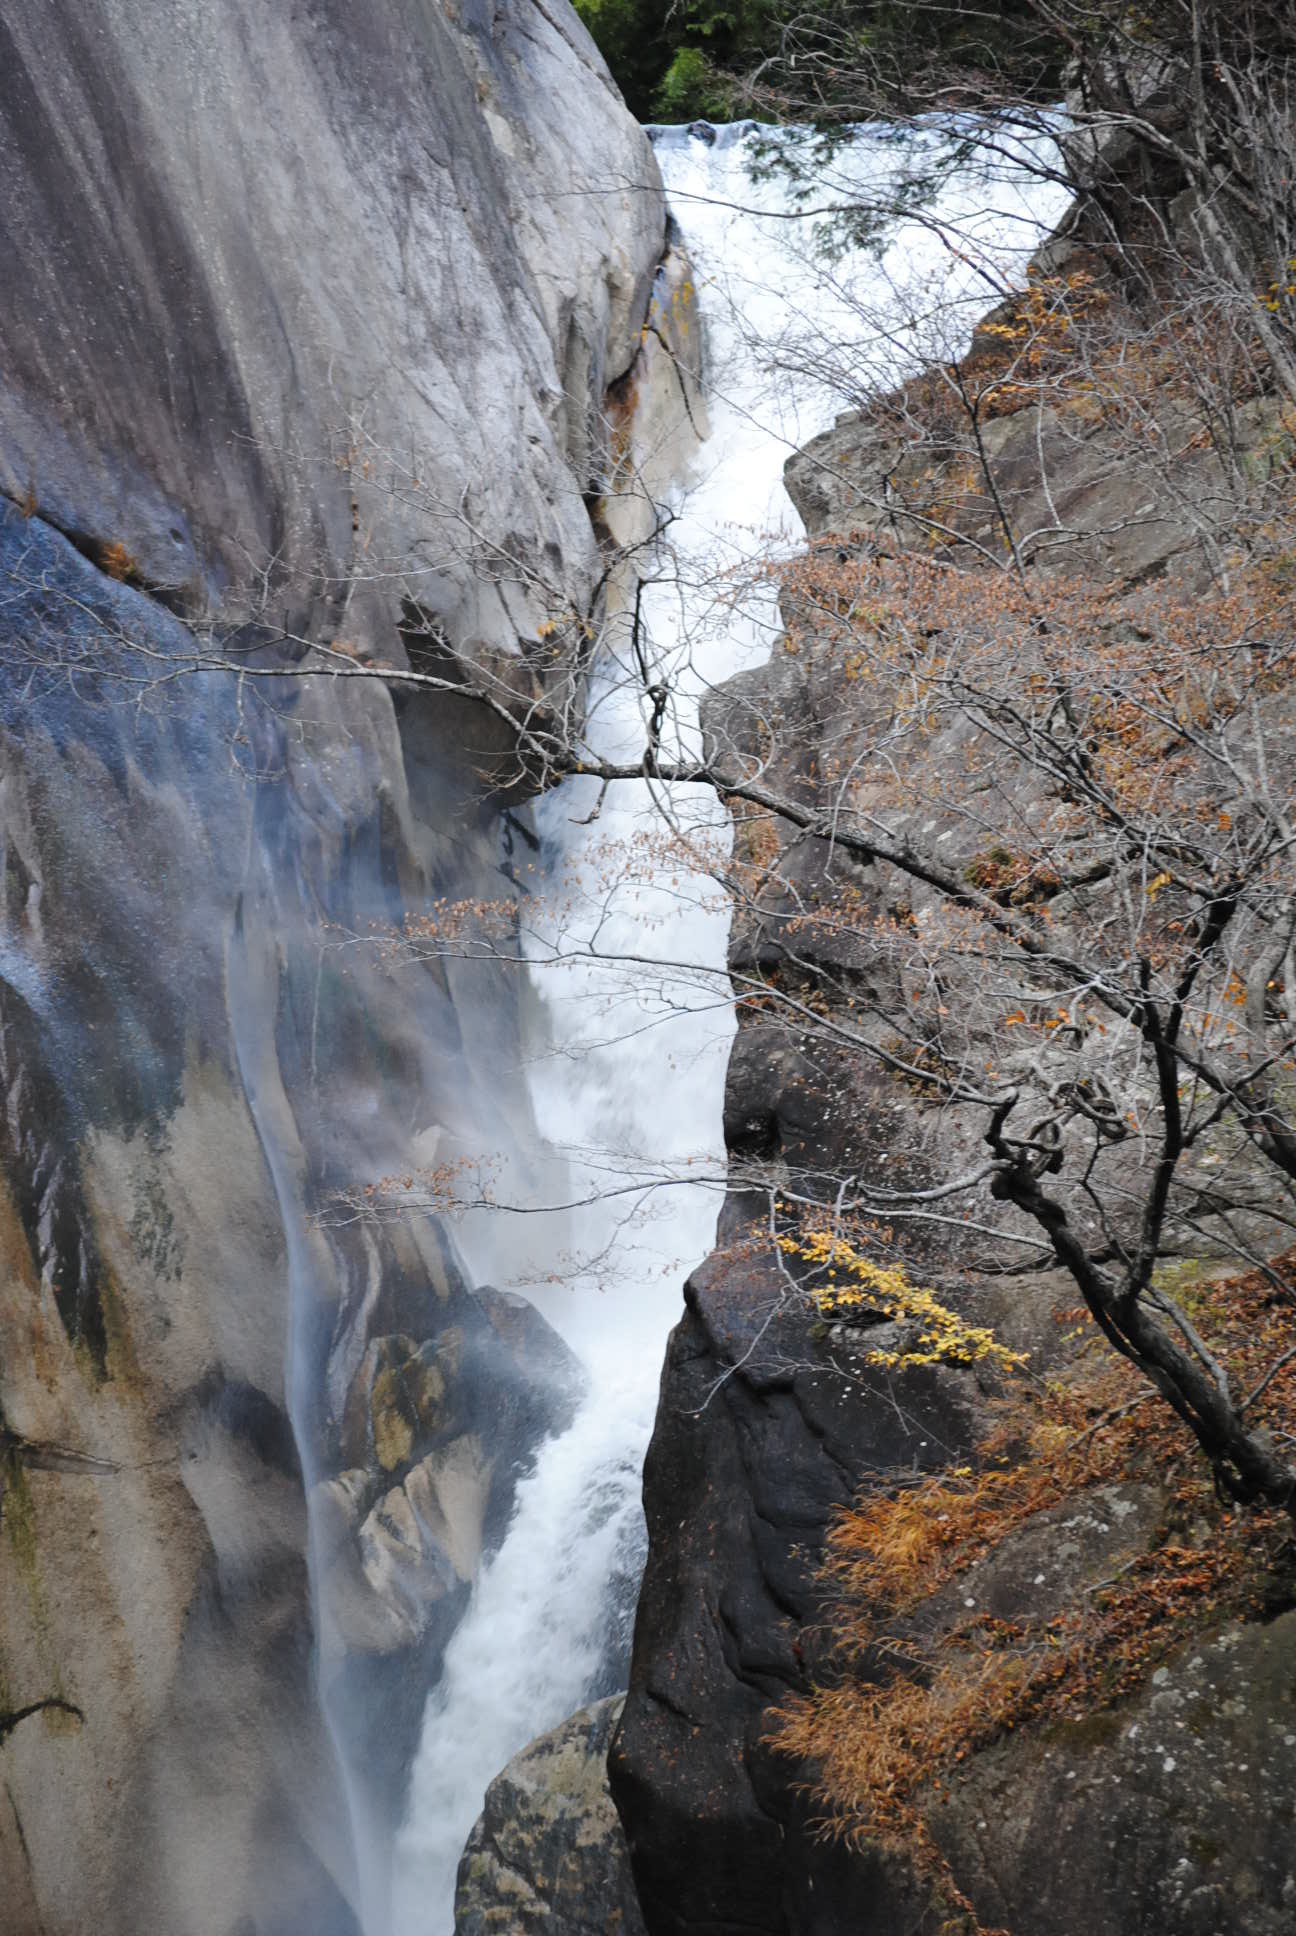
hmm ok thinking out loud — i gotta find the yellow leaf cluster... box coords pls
[778,1230,1027,1371]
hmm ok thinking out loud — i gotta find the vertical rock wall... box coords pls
[0,5,664,1933]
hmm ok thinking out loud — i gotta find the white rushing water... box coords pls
[390,119,1069,1935]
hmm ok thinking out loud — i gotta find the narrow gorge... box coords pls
[3,5,1296,1936]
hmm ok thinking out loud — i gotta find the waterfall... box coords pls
[390,119,1070,1935]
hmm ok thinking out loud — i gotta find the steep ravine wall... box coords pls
[0,5,665,1934]
[609,199,1296,1936]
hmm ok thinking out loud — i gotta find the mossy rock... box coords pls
[342,1334,451,1475]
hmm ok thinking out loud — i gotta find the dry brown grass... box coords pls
[765,1254,1296,1925]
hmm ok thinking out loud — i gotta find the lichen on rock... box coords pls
[456,1696,647,1936]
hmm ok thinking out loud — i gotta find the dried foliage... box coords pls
[767,1253,1296,1913]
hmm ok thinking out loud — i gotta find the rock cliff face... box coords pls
[0,0,662,647]
[0,6,664,1934]
[611,170,1296,1936]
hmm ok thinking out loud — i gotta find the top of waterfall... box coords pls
[646,119,763,149]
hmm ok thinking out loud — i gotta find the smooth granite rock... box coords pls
[0,5,664,1934]
[0,0,664,650]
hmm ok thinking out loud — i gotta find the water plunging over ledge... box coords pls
[390,119,1069,1935]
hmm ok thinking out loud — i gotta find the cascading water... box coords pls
[390,119,1070,1934]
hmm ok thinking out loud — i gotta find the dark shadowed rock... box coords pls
[613,1217,1296,1936]
[610,1236,990,1936]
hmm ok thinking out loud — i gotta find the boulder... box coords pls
[609,1238,991,1936]
[456,1696,647,1936]
[933,1613,1296,1936]
[343,1336,450,1475]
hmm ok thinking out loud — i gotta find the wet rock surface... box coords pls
[0,531,590,1936]
[0,4,663,1933]
[321,1297,582,1824]
[456,1696,647,1936]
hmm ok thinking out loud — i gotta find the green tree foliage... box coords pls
[573,0,777,120]
[573,0,1065,123]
